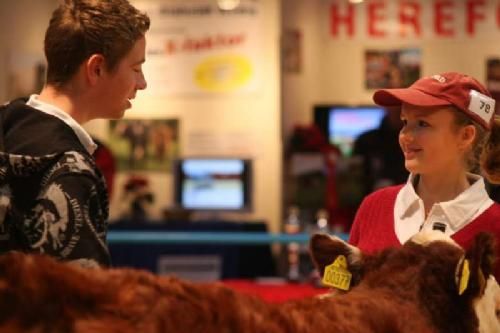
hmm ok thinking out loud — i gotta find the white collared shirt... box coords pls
[394,173,494,244]
[26,94,97,155]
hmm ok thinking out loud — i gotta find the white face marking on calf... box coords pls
[409,231,499,333]
[474,276,500,333]
[409,230,461,249]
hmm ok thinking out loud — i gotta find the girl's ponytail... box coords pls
[481,116,500,184]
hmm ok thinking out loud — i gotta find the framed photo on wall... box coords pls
[282,29,302,74]
[365,48,421,89]
[108,118,180,172]
[486,58,500,115]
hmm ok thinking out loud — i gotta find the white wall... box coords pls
[0,0,283,233]
[281,0,500,136]
[281,0,324,134]
[0,0,57,102]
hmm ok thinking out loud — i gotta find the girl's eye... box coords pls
[401,119,407,126]
[418,120,429,127]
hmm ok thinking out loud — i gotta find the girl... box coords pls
[348,72,500,279]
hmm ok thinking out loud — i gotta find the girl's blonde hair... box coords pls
[452,108,487,174]
[452,109,500,180]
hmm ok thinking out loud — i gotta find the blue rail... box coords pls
[107,231,349,245]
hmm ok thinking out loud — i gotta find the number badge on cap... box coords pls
[468,90,495,126]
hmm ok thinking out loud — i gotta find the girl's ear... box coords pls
[458,124,476,151]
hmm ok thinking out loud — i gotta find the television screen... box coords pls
[314,105,386,156]
[174,158,252,211]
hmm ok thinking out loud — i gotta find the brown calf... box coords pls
[0,230,498,333]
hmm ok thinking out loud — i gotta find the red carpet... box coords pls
[221,279,329,303]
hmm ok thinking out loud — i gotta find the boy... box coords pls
[0,0,150,267]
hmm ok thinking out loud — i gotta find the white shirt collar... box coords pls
[26,94,97,155]
[394,173,494,243]
[398,174,421,217]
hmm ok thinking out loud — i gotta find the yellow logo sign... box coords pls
[195,55,252,92]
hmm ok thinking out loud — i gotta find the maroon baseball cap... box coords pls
[373,72,496,129]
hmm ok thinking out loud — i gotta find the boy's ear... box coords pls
[459,233,497,297]
[309,233,364,287]
[86,54,105,84]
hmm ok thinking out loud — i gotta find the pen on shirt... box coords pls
[419,221,447,233]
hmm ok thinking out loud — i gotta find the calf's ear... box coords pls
[459,232,497,297]
[309,233,363,288]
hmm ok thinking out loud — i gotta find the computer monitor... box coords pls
[173,158,252,211]
[314,105,386,156]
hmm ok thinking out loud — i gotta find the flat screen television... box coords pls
[173,158,252,211]
[314,105,386,156]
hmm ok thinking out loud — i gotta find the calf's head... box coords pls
[309,230,500,333]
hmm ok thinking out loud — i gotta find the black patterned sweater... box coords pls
[0,99,110,267]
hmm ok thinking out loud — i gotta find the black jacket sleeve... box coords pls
[21,152,110,267]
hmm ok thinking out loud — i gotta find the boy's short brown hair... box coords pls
[44,0,150,86]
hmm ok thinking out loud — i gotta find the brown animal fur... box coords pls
[0,232,496,333]
[310,232,497,333]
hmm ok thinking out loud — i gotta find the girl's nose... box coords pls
[399,126,414,143]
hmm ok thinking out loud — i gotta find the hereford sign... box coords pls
[328,0,500,40]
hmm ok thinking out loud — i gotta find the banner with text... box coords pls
[134,0,262,96]
[323,0,500,40]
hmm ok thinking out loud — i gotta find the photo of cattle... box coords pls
[365,48,421,89]
[108,119,180,172]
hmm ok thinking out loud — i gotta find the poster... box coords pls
[108,119,180,172]
[282,29,302,74]
[486,58,500,115]
[365,48,421,89]
[133,0,262,95]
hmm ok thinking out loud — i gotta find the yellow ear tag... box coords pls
[458,259,470,295]
[322,255,352,291]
